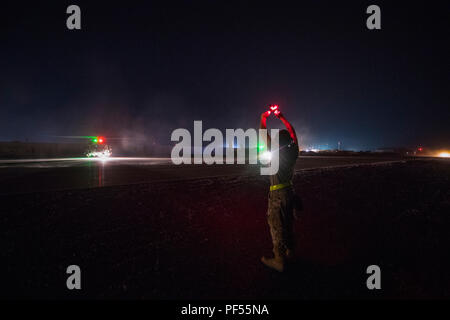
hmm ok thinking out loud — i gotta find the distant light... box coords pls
[260,151,272,161]
[418,147,423,152]
[438,152,450,158]
[98,136,105,144]
[86,149,112,158]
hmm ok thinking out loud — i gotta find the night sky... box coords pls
[1,1,449,150]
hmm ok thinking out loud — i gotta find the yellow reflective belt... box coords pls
[269,181,292,192]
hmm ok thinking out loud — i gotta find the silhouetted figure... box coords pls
[260,106,299,272]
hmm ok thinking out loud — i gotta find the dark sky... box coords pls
[1,1,449,150]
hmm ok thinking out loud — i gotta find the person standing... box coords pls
[260,106,299,272]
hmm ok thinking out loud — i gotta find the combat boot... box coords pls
[285,249,294,261]
[261,253,285,272]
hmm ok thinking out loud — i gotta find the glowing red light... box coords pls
[418,147,423,151]
[270,105,279,111]
[98,137,105,144]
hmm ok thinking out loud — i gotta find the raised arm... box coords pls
[260,110,272,149]
[274,110,298,145]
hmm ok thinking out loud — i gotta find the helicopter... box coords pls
[85,136,112,158]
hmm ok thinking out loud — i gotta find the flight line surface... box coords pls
[0,155,408,194]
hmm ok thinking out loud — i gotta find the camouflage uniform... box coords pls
[267,187,295,257]
[267,143,298,258]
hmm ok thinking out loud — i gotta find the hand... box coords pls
[261,110,272,118]
[269,104,279,112]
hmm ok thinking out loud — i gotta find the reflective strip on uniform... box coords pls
[269,181,292,192]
